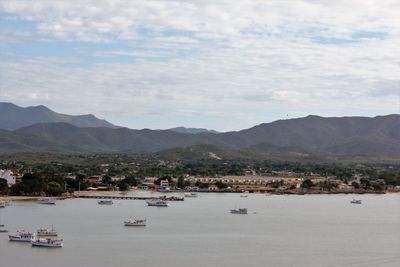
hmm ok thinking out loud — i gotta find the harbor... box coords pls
[0,193,399,267]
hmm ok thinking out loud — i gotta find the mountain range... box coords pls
[0,103,399,158]
[0,102,117,130]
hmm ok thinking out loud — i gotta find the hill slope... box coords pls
[0,102,117,130]
[0,114,399,157]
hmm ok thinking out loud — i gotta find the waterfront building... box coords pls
[0,169,16,186]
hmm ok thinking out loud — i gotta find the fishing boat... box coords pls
[98,200,113,205]
[350,199,362,204]
[37,198,56,205]
[146,199,169,207]
[37,226,58,236]
[184,192,198,198]
[8,231,36,242]
[230,208,248,214]
[31,237,63,248]
[124,219,146,226]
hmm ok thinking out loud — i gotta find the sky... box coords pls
[0,0,399,131]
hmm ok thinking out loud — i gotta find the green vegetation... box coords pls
[0,178,9,195]
[0,152,399,196]
[10,173,66,196]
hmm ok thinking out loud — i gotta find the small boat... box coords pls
[146,199,169,207]
[230,208,248,214]
[98,200,113,205]
[37,198,55,205]
[0,201,6,208]
[8,231,36,242]
[350,199,362,204]
[184,192,198,198]
[124,219,146,226]
[31,237,63,248]
[37,226,58,236]
[240,195,248,198]
[0,224,7,233]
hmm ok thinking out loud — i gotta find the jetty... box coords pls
[76,195,184,201]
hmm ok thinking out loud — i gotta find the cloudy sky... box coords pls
[0,0,399,131]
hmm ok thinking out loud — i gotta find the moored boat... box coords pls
[350,199,362,204]
[31,237,63,248]
[37,198,56,205]
[230,208,248,214]
[146,199,169,207]
[184,192,198,198]
[98,200,113,205]
[37,226,58,236]
[0,224,7,233]
[124,219,146,226]
[8,231,36,242]
[0,201,6,208]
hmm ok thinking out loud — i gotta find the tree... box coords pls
[118,181,129,191]
[101,175,112,184]
[45,181,65,196]
[352,181,360,189]
[215,181,227,189]
[124,175,138,186]
[301,179,314,189]
[177,176,185,189]
[0,178,9,195]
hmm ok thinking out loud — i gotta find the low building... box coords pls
[160,179,169,190]
[0,169,16,186]
[83,176,102,185]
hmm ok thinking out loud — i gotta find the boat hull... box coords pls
[31,242,63,248]
[8,236,33,242]
[124,222,146,226]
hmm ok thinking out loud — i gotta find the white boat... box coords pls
[37,198,56,205]
[146,199,169,207]
[0,201,6,208]
[230,208,248,214]
[8,231,36,242]
[184,192,198,198]
[98,200,113,205]
[31,237,63,248]
[124,219,146,226]
[37,226,58,236]
[350,199,362,204]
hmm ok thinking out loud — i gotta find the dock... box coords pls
[76,195,184,201]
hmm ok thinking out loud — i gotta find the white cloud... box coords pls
[0,0,399,130]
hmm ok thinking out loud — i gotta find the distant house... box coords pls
[160,179,169,190]
[0,169,16,187]
[84,176,102,185]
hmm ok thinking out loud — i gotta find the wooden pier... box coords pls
[76,195,184,201]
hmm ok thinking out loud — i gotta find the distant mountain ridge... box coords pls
[168,127,219,134]
[0,102,399,158]
[0,102,117,130]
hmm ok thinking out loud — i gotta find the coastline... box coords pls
[1,188,398,202]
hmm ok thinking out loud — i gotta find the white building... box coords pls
[0,169,16,186]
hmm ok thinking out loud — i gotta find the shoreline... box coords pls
[1,189,398,201]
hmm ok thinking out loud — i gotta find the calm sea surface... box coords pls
[0,192,399,267]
